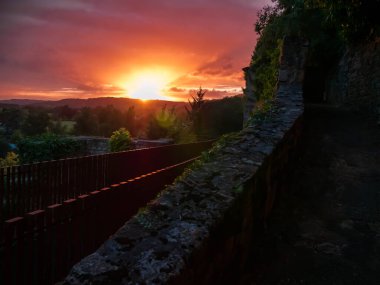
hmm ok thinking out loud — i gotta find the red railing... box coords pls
[0,139,216,285]
[0,140,214,222]
[0,158,196,285]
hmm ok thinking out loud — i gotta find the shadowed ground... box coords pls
[243,104,380,285]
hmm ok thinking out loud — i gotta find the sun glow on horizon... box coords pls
[123,70,173,101]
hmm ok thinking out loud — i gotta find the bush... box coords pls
[0,152,19,168]
[109,128,133,152]
[18,133,82,163]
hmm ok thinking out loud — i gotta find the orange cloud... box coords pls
[0,0,269,101]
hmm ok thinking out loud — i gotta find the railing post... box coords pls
[89,190,102,248]
[46,203,62,283]
[2,217,25,285]
[0,168,4,222]
[77,194,90,258]
[62,198,77,272]
[25,209,45,284]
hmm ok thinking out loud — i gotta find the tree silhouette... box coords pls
[21,109,51,136]
[74,107,98,135]
[0,108,25,136]
[185,86,206,136]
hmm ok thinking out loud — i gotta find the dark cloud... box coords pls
[193,56,235,77]
[75,83,125,95]
[168,87,242,101]
[169,87,186,93]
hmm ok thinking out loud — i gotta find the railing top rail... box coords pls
[0,139,216,170]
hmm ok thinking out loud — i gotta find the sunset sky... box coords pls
[0,0,269,101]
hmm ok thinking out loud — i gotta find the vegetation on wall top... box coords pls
[250,0,378,106]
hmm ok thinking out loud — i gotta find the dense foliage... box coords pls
[146,105,196,143]
[197,96,243,138]
[109,128,134,152]
[146,94,243,141]
[17,133,82,163]
[251,0,378,107]
[74,105,137,137]
[21,109,51,136]
[305,0,379,43]
[0,152,19,168]
[147,106,178,140]
[0,134,10,157]
[0,92,243,163]
[0,107,25,136]
[185,87,207,136]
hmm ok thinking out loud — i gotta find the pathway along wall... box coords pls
[63,37,308,285]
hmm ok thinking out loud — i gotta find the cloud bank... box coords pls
[0,0,269,100]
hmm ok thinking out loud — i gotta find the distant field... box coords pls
[54,120,75,132]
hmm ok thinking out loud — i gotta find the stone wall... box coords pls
[63,37,307,285]
[72,137,174,156]
[72,136,110,155]
[326,37,380,120]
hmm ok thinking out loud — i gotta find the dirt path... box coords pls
[244,105,380,285]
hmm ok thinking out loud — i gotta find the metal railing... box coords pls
[0,140,214,222]
[0,158,198,285]
[0,140,215,285]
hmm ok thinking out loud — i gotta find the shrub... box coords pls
[18,133,82,163]
[0,152,19,168]
[109,128,133,152]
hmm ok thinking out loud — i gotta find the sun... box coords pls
[125,70,172,101]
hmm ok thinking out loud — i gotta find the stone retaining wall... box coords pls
[327,37,380,120]
[63,37,307,285]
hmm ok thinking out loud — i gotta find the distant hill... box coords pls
[0,99,47,106]
[0,97,188,115]
[0,97,185,108]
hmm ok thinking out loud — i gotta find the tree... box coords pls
[312,0,379,42]
[146,105,177,139]
[255,4,282,36]
[74,107,98,135]
[197,96,243,138]
[50,120,69,135]
[269,0,379,42]
[95,105,124,137]
[52,105,77,120]
[185,87,207,136]
[0,107,25,136]
[123,106,137,136]
[0,133,10,157]
[109,128,134,152]
[21,109,51,136]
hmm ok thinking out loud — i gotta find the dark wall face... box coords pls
[303,67,326,103]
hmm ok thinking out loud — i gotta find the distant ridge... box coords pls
[0,97,187,111]
[0,99,48,106]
